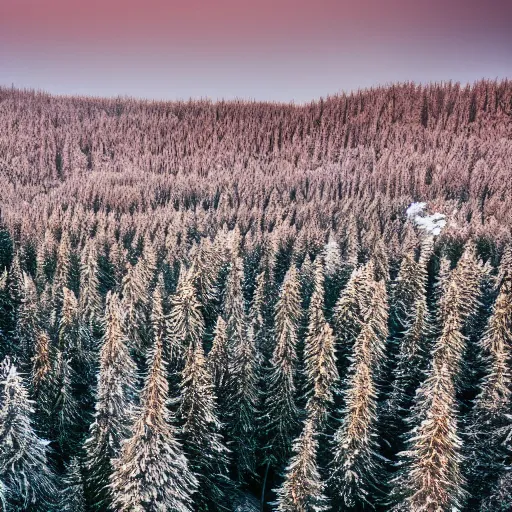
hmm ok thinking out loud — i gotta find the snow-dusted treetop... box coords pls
[407,202,446,236]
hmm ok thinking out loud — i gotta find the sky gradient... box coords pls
[1,0,511,102]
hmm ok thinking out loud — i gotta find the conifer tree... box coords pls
[329,269,388,509]
[84,291,137,510]
[3,254,23,349]
[121,260,151,354]
[31,330,52,394]
[390,275,468,511]
[263,264,302,468]
[0,358,55,511]
[110,323,197,511]
[323,235,344,310]
[250,269,273,358]
[372,238,390,284]
[385,240,433,445]
[52,232,74,313]
[14,272,40,368]
[305,321,338,429]
[52,347,81,456]
[274,417,329,512]
[79,240,103,340]
[390,362,466,511]
[299,255,315,312]
[303,259,339,426]
[61,457,86,512]
[189,241,223,325]
[168,269,204,375]
[227,323,260,481]
[31,329,55,434]
[179,327,232,511]
[386,291,432,424]
[207,315,230,403]
[224,256,247,356]
[304,259,327,395]
[332,264,376,376]
[467,274,512,508]
[390,250,423,336]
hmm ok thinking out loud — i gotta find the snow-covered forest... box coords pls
[0,80,511,511]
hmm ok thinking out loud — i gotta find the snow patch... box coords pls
[407,203,446,236]
[406,202,427,218]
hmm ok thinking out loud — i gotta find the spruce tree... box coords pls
[390,362,465,511]
[13,272,40,369]
[331,266,369,374]
[79,240,103,340]
[305,321,338,429]
[31,329,55,434]
[274,417,329,512]
[207,315,230,404]
[227,323,260,481]
[0,358,55,511]
[323,235,344,310]
[263,264,302,468]
[329,269,388,510]
[84,291,137,510]
[467,274,512,508]
[250,269,274,359]
[179,327,232,511]
[390,276,468,511]
[110,323,197,511]
[168,269,204,379]
[61,457,86,512]
[304,258,327,395]
[121,259,151,354]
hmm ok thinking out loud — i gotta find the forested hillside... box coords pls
[0,80,511,511]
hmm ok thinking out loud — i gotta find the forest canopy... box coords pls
[0,80,511,511]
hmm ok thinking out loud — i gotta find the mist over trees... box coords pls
[0,80,511,511]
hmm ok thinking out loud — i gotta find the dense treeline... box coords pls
[0,81,511,511]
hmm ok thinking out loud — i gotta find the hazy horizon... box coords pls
[1,0,511,102]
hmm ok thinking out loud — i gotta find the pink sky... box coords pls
[1,0,511,101]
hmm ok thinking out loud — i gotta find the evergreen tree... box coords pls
[52,232,74,314]
[31,329,55,434]
[390,276,468,511]
[84,291,137,510]
[207,315,230,405]
[110,324,197,511]
[189,240,223,327]
[263,264,302,468]
[227,323,260,481]
[2,254,23,351]
[467,275,512,508]
[179,327,232,510]
[274,417,329,512]
[329,307,387,509]
[303,259,339,427]
[61,457,86,512]
[331,266,370,374]
[79,240,103,340]
[121,259,151,354]
[305,321,338,429]
[0,358,55,511]
[304,258,327,395]
[250,269,274,359]
[390,362,465,511]
[224,256,247,357]
[390,250,423,336]
[168,269,204,379]
[323,235,344,310]
[14,272,40,369]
